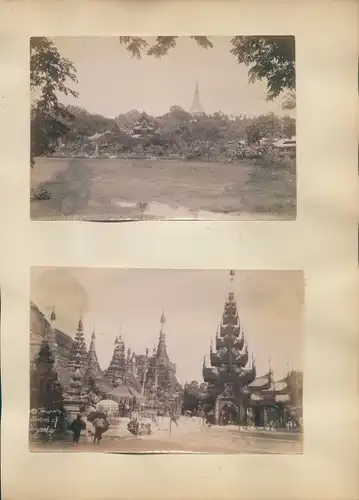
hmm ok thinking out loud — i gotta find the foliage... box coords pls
[119,36,295,102]
[30,37,78,166]
[230,36,295,100]
[30,340,64,410]
[282,90,296,110]
[245,113,284,144]
[182,381,208,413]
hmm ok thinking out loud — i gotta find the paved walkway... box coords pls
[30,427,302,454]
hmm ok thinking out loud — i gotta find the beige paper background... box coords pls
[0,1,358,499]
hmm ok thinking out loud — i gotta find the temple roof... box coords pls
[108,384,132,400]
[248,372,271,389]
[274,381,288,392]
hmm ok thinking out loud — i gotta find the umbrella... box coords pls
[87,411,107,422]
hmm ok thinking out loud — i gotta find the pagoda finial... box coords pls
[77,312,84,332]
[286,360,291,375]
[50,302,56,323]
[160,310,166,328]
[230,269,235,282]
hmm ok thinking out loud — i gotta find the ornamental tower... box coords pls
[105,335,127,386]
[85,329,102,380]
[65,314,89,412]
[202,270,256,424]
[68,314,88,379]
[153,312,177,400]
[189,82,205,116]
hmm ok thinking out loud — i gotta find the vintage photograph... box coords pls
[30,36,296,221]
[30,268,303,454]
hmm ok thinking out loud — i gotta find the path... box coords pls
[30,427,302,454]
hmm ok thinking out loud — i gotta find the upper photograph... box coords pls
[30,36,296,221]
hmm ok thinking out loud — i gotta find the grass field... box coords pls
[30,157,296,221]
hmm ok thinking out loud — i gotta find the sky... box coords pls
[31,268,304,384]
[48,37,295,119]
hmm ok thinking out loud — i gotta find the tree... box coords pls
[168,105,192,122]
[246,113,283,144]
[119,36,295,101]
[30,37,78,166]
[282,90,296,110]
[282,116,296,139]
[30,340,64,410]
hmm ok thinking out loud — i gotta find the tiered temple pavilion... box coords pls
[202,271,297,427]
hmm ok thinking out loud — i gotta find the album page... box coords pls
[0,1,358,500]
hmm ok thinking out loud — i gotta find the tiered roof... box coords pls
[203,271,256,392]
[105,335,127,386]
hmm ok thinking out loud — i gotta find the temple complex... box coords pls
[30,304,180,416]
[202,270,297,427]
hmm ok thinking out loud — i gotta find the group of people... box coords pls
[70,414,108,448]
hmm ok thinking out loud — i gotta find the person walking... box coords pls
[92,416,106,444]
[70,414,86,448]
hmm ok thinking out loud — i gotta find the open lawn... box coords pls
[30,157,296,221]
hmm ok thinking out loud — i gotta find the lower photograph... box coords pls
[29,267,303,454]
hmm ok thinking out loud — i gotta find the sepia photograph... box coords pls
[30,268,303,454]
[30,36,296,221]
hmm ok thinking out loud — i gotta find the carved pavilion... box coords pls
[202,271,295,427]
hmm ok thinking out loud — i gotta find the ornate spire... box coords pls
[156,311,169,360]
[190,81,205,115]
[47,305,58,365]
[50,303,56,323]
[105,335,127,386]
[68,313,88,374]
[86,329,101,378]
[67,313,88,401]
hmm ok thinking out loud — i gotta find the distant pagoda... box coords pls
[189,82,205,116]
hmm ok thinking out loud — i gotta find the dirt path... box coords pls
[30,428,302,454]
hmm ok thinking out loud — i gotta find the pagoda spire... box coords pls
[86,329,101,378]
[105,334,126,386]
[68,312,88,375]
[156,311,169,360]
[47,303,58,366]
[190,81,205,116]
[66,313,88,403]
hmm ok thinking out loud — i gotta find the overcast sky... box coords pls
[31,268,303,384]
[49,37,295,119]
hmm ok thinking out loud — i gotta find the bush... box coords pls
[30,188,52,201]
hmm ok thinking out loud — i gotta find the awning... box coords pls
[108,384,132,400]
